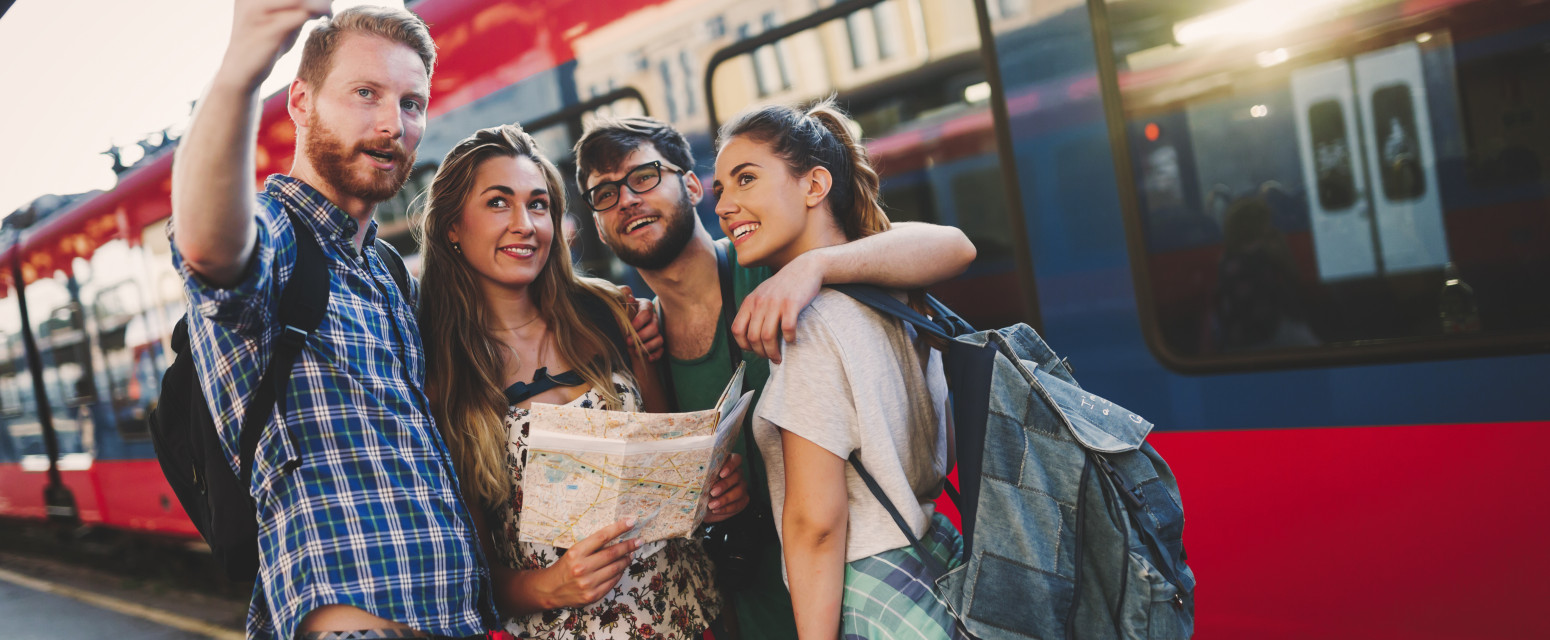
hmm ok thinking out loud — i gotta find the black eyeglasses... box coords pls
[584,160,684,212]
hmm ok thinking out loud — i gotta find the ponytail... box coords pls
[804,100,890,240]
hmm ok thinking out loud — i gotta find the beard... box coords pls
[609,188,697,271]
[305,112,415,204]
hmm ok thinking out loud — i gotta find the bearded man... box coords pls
[169,3,501,639]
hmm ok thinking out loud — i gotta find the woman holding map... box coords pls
[712,101,969,640]
[417,124,745,639]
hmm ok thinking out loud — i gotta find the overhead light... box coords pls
[1256,48,1289,67]
[1174,0,1347,47]
[1416,32,1433,43]
[1250,105,1269,118]
[964,81,992,103]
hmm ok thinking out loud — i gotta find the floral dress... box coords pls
[491,374,723,639]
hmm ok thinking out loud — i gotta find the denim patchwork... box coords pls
[941,325,1193,639]
[822,287,1194,640]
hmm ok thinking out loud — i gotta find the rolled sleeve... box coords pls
[169,199,283,335]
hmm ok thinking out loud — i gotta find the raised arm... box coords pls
[172,0,331,287]
[732,222,975,361]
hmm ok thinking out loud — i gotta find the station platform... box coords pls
[0,550,244,640]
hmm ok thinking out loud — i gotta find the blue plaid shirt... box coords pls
[172,175,497,640]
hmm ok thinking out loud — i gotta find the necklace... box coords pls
[499,314,543,333]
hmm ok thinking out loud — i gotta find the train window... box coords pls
[1371,84,1426,201]
[706,0,1037,330]
[1456,40,1549,187]
[44,303,95,405]
[0,366,22,419]
[1097,0,1550,369]
[1307,101,1358,212]
[0,302,27,416]
[93,279,155,437]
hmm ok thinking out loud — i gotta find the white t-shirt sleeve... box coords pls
[754,305,858,459]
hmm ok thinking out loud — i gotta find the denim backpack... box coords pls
[832,284,1195,640]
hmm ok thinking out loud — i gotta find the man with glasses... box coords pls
[573,117,975,640]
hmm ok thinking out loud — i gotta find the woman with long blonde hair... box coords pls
[712,101,968,640]
[417,124,745,639]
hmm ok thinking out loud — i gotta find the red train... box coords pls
[4,0,1547,637]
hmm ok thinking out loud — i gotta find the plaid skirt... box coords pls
[841,513,973,640]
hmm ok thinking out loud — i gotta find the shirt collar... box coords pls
[265,174,380,251]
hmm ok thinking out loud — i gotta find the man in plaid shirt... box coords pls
[170,2,503,638]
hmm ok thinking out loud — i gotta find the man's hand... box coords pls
[703,453,749,524]
[731,253,824,363]
[221,0,333,89]
[620,286,664,362]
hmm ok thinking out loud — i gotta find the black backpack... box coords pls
[148,214,410,582]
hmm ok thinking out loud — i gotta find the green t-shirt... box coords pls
[663,239,796,638]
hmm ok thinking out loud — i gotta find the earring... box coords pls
[452,242,462,255]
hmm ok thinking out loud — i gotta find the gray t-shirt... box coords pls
[753,289,950,564]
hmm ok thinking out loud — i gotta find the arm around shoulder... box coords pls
[733,225,974,361]
[806,221,975,289]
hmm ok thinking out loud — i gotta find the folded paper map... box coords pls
[518,362,753,548]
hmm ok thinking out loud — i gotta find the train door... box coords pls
[1291,42,1448,282]
[1292,59,1378,280]
[1353,43,1448,274]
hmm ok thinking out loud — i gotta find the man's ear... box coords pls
[683,170,705,205]
[287,78,311,128]
[593,212,610,247]
[803,166,834,208]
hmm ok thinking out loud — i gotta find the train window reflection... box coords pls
[1101,0,1550,365]
[1371,84,1425,201]
[1307,101,1358,211]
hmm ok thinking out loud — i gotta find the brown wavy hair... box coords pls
[415,124,638,511]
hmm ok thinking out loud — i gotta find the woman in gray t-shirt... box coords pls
[711,100,971,640]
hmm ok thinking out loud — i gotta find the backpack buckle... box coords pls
[279,324,309,349]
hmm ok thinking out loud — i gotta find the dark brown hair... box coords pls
[574,116,696,191]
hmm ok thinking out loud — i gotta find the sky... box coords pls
[0,0,403,218]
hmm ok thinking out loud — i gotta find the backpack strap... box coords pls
[237,212,331,484]
[1094,453,1192,598]
[826,284,974,339]
[373,238,412,304]
[849,453,950,581]
[714,240,741,367]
